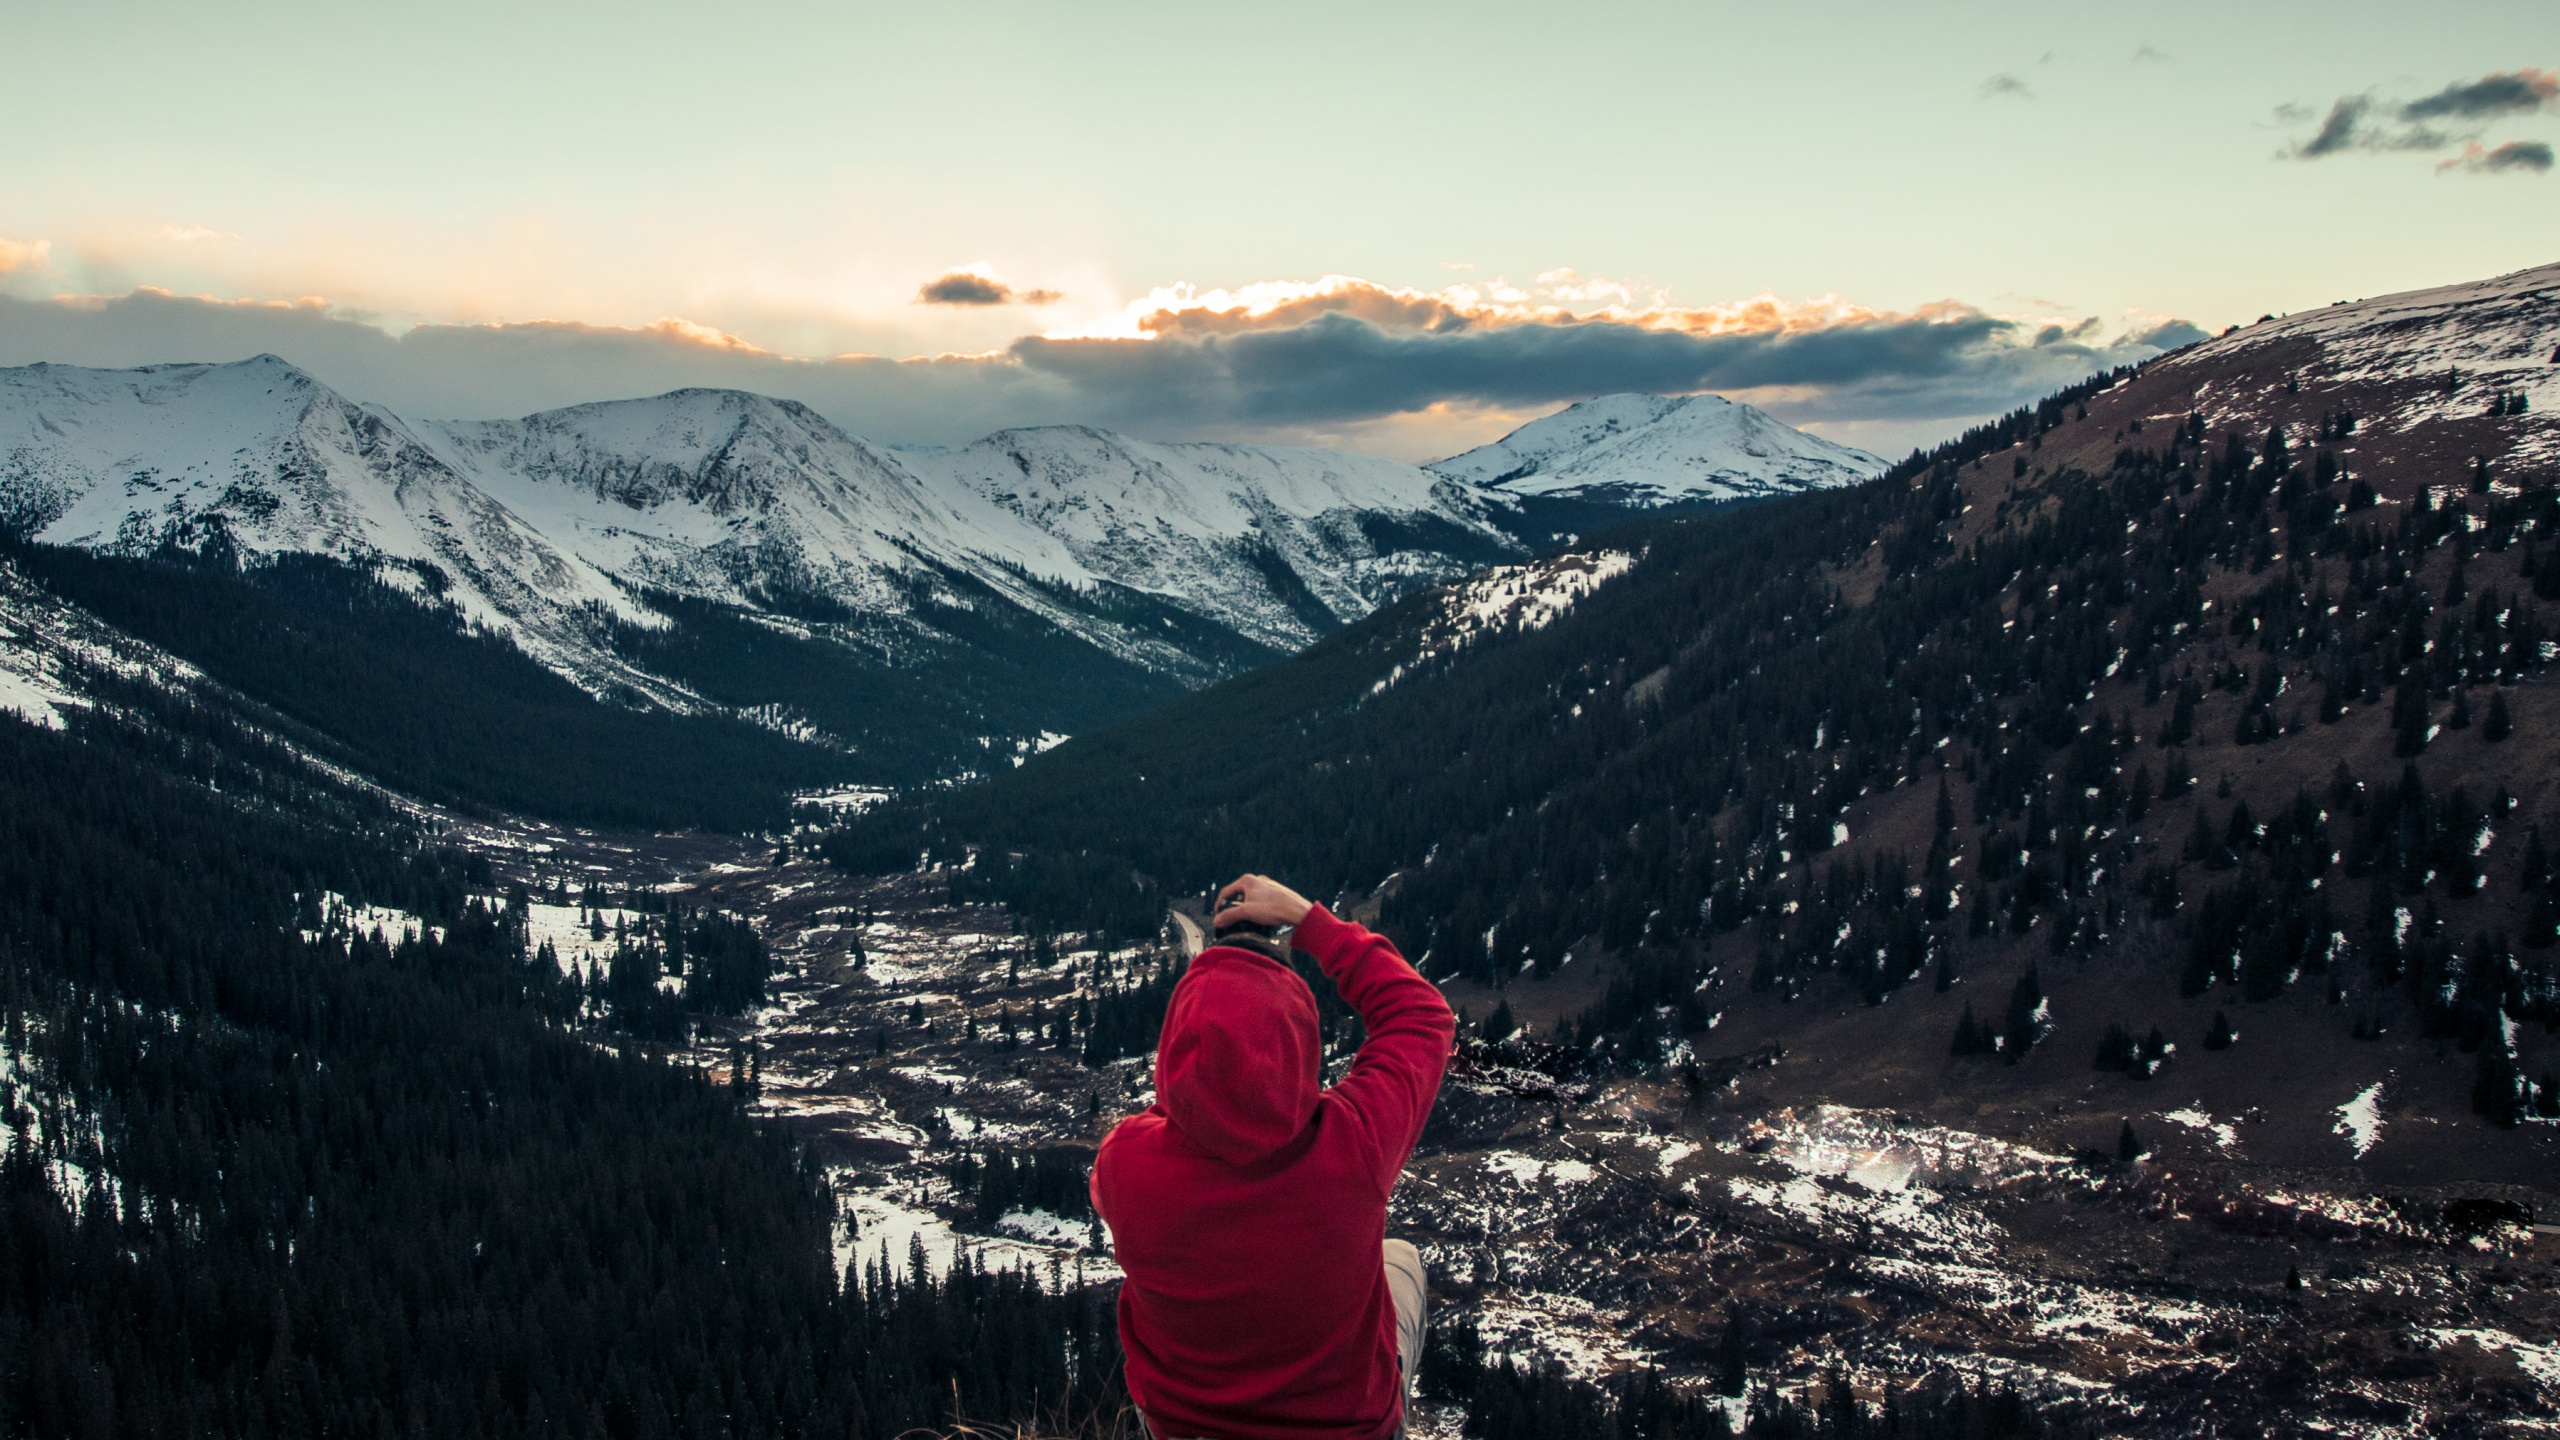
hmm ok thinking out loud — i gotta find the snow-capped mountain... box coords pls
[412,389,1235,676]
[1427,392,1889,505]
[0,356,689,703]
[0,357,1530,743]
[899,427,1519,650]
[423,388,1076,620]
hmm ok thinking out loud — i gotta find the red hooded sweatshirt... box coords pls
[1092,904,1454,1440]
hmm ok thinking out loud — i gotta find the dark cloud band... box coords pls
[0,287,2197,452]
[2286,67,2556,165]
[2402,68,2558,121]
[916,272,1064,306]
[1011,308,2191,427]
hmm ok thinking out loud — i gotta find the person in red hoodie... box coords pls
[1092,873,1455,1440]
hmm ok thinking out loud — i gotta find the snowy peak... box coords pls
[0,358,1537,725]
[439,387,901,517]
[899,426,1521,649]
[423,387,1097,626]
[0,356,692,699]
[1428,392,1889,505]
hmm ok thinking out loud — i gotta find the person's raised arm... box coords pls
[1213,874,1455,1190]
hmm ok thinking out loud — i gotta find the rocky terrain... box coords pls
[419,812,2560,1438]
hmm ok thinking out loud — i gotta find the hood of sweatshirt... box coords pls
[1155,945,1322,1165]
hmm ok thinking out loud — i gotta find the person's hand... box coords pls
[1213,874,1312,931]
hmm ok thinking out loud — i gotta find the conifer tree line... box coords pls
[0,701,2108,1439]
[1422,1315,2080,1440]
[0,710,1139,1439]
[4,539,851,831]
[946,1148,1097,1222]
[826,368,2553,1097]
[541,897,773,1041]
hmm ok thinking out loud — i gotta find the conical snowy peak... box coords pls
[1429,391,1888,505]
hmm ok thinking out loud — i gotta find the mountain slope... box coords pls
[900,426,1520,649]
[0,356,682,701]
[0,358,1536,808]
[835,263,2560,1179]
[1427,391,1889,505]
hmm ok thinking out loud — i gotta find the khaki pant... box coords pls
[1146,1240,1429,1440]
[1382,1237,1427,1401]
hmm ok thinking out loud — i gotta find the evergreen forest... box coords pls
[829,371,2559,1119]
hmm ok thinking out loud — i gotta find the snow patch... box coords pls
[2159,1108,2239,1152]
[2333,1082,2386,1158]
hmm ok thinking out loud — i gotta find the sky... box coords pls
[1,0,2552,461]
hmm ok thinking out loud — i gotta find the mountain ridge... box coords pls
[1428,390,1890,504]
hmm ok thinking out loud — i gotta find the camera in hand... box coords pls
[1214,916,1279,940]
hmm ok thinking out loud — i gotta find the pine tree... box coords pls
[2142,1025,2172,1070]
[2392,681,2431,756]
[2095,1022,2137,1071]
[1714,1311,1751,1398]
[2205,1010,2238,1050]
[2474,1046,2526,1127]
[1951,1004,1991,1057]
[2003,966,2046,1063]
[2117,1118,2143,1162]
[2483,689,2513,742]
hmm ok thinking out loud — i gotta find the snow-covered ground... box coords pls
[302,891,444,946]
[2165,261,2560,469]
[1374,548,1637,694]
[519,900,651,975]
[508,840,2560,1436]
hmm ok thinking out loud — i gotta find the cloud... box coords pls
[2286,95,2447,157]
[2125,318,2211,351]
[1978,74,2034,100]
[0,279,2200,462]
[2401,67,2557,121]
[2133,45,2171,64]
[2437,139,2555,174]
[0,238,51,275]
[916,269,1064,306]
[2285,68,2556,163]
[1011,277,2191,430]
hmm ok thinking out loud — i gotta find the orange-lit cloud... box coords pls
[2435,139,2554,174]
[1058,272,1940,349]
[0,238,52,275]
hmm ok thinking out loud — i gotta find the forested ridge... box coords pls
[0,709,1151,1438]
[6,539,851,830]
[829,364,2558,1121]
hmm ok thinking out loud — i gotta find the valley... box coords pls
[469,813,2560,1438]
